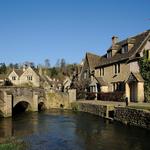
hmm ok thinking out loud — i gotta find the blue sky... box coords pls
[0,0,149,66]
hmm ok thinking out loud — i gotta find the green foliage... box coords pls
[139,56,150,102]
[0,138,27,150]
[71,102,79,111]
[50,67,58,77]
[0,63,7,74]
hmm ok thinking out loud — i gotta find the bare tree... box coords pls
[44,59,50,68]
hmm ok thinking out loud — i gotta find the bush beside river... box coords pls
[0,138,27,150]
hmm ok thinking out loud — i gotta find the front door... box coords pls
[129,82,137,102]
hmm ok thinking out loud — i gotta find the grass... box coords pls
[128,105,150,111]
[0,138,27,150]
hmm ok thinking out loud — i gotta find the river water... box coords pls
[0,110,150,150]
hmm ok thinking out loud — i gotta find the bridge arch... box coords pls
[38,96,46,111]
[13,101,32,114]
[13,97,33,108]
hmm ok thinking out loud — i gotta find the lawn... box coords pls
[128,105,150,111]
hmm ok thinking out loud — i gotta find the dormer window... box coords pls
[122,45,128,53]
[107,51,112,58]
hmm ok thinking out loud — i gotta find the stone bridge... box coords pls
[0,87,47,117]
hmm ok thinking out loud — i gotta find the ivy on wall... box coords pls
[139,52,150,102]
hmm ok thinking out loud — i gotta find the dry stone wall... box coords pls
[114,107,150,130]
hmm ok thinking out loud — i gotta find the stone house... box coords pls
[8,66,40,87]
[78,52,101,92]
[93,30,150,102]
[41,75,62,92]
[63,76,72,92]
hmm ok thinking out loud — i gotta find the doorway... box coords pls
[129,82,137,102]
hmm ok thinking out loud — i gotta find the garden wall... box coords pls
[114,107,150,130]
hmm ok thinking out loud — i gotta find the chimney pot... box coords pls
[112,36,118,45]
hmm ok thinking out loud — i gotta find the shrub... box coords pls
[86,92,96,100]
[97,92,125,102]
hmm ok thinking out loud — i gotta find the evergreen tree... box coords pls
[0,63,7,74]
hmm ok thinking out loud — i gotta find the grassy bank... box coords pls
[128,105,150,111]
[0,138,27,150]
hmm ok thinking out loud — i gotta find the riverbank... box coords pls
[0,138,27,150]
[71,100,150,130]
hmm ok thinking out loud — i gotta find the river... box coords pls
[0,110,150,150]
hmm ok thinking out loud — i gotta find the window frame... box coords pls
[12,76,16,80]
[114,63,120,74]
[27,75,33,81]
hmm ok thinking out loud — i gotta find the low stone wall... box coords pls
[71,101,114,118]
[114,107,150,130]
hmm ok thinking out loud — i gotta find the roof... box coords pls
[132,72,144,82]
[96,30,150,68]
[8,67,39,77]
[86,52,101,70]
[95,77,108,86]
[126,72,144,82]
[90,76,108,86]
[14,69,24,77]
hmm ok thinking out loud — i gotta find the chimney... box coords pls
[23,65,26,72]
[112,36,118,46]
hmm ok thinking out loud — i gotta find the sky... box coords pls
[0,0,150,66]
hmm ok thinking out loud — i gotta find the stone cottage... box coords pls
[8,66,40,87]
[93,30,150,102]
[79,52,101,91]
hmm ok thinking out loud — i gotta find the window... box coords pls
[83,71,87,79]
[12,76,16,80]
[27,76,32,81]
[113,82,125,92]
[145,50,150,59]
[114,64,120,74]
[122,45,128,53]
[107,51,112,58]
[100,67,104,76]
[118,63,120,73]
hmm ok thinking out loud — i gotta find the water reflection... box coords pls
[0,110,150,150]
[0,112,39,141]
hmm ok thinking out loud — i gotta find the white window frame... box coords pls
[27,76,32,81]
[12,76,16,80]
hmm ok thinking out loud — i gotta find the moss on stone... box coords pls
[71,102,79,111]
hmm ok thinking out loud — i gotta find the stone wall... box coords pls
[46,92,71,109]
[114,107,150,130]
[71,101,114,118]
